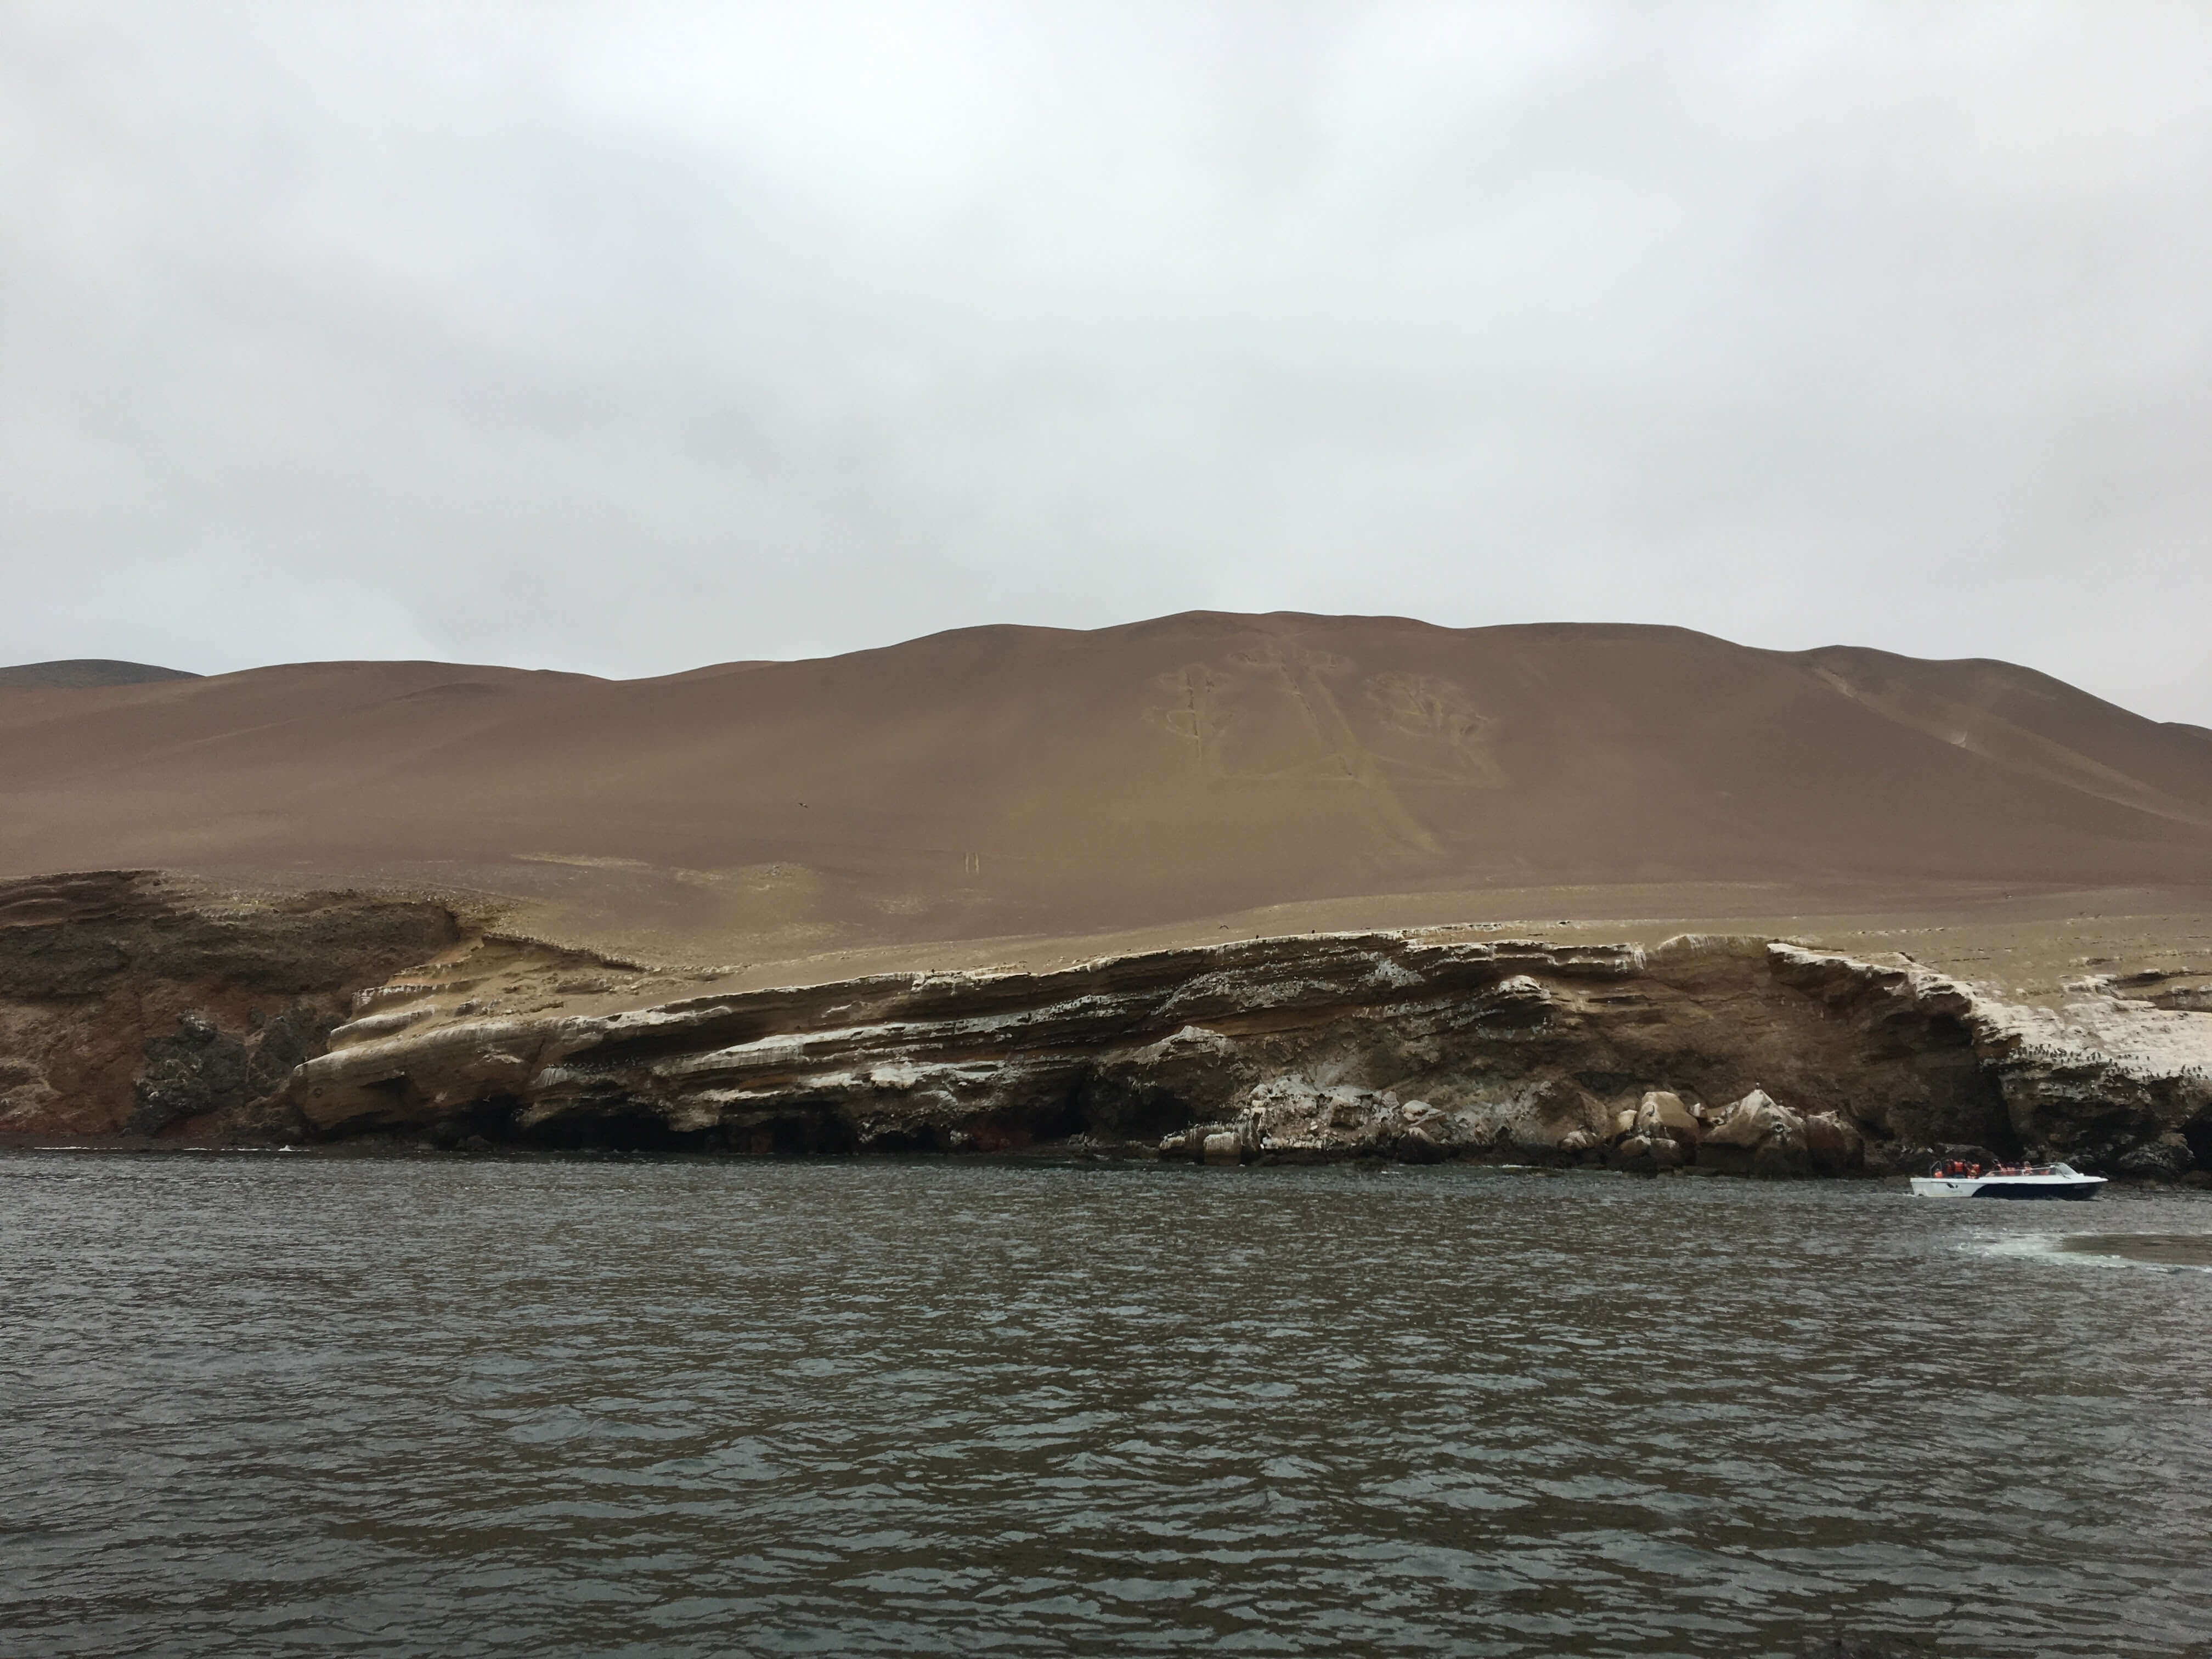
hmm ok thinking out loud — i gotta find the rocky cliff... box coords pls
[8,871,2206,1179]
[0,872,460,1140]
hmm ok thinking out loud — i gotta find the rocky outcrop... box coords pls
[0,871,460,1139]
[266,928,2210,1177]
[1765,944,2212,1176]
[6,877,2209,1177]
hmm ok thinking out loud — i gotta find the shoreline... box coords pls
[9,1139,2210,1194]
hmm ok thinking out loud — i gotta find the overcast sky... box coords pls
[4,3,2209,721]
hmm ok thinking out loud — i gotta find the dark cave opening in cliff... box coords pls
[1068,1073,1192,1142]
[761,1113,860,1156]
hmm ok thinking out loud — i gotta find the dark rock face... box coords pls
[2113,1134,2196,1181]
[245,1003,340,1101]
[124,1002,341,1135]
[128,1014,249,1134]
[0,872,460,1139]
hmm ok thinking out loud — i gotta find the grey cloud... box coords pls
[2,1,2208,722]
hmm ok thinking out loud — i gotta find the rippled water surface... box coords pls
[5,1156,2210,1657]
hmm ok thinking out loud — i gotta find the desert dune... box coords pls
[3,614,2207,972]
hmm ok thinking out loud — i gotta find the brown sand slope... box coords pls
[2,614,2209,961]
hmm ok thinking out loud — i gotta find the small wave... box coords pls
[1981,1233,2212,1273]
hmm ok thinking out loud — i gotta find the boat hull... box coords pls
[1910,1176,2105,1200]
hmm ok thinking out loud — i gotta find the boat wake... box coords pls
[1981,1233,2212,1273]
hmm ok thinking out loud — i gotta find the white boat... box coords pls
[1910,1161,2106,1200]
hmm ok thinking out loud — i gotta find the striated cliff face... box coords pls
[4,871,2208,1177]
[276,927,2212,1178]
[276,930,2010,1168]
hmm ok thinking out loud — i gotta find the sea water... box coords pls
[3,1155,2208,1657]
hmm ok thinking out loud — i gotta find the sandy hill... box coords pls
[0,659,201,690]
[2,614,2208,964]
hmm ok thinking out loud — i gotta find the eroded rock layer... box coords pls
[5,872,2209,1177]
[0,872,461,1139]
